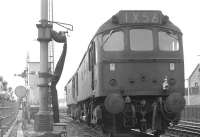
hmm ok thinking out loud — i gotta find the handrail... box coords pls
[0,107,13,109]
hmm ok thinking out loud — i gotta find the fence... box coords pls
[181,105,200,122]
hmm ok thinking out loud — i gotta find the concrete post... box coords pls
[187,79,190,105]
[34,0,53,131]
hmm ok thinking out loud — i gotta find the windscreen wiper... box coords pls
[102,30,114,45]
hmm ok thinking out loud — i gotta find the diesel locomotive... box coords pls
[65,10,185,135]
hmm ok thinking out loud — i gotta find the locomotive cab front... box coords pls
[100,25,184,96]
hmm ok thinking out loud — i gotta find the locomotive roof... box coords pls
[96,10,182,35]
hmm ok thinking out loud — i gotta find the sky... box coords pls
[0,0,199,99]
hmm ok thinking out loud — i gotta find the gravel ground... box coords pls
[7,121,18,137]
[61,116,107,137]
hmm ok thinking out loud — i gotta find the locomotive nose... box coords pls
[104,93,125,114]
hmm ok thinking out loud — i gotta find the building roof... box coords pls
[189,64,200,80]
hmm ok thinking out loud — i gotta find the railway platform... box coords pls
[16,119,64,137]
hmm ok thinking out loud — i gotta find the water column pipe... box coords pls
[34,0,53,131]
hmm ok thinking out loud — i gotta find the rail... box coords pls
[0,102,19,137]
[166,120,200,137]
[59,111,158,137]
[60,106,200,137]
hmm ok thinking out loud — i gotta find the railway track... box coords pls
[0,102,18,137]
[60,111,200,137]
[61,115,105,137]
[60,113,158,137]
[165,120,200,137]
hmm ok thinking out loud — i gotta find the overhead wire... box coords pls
[51,0,53,28]
[51,0,54,72]
[48,0,54,73]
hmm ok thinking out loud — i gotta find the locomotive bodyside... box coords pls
[66,79,76,105]
[76,53,93,102]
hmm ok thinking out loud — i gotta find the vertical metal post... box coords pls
[41,0,48,21]
[34,0,53,131]
[187,79,190,105]
[39,41,48,113]
[0,119,2,137]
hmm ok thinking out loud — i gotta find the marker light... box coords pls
[170,63,175,71]
[110,63,116,71]
[112,15,119,24]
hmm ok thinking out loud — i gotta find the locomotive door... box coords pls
[88,42,96,124]
[89,41,96,91]
[72,76,75,99]
[75,73,78,97]
[72,73,78,99]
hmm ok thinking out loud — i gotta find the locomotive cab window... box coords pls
[103,31,124,51]
[130,29,153,51]
[159,31,179,51]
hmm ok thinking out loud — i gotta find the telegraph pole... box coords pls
[34,0,53,131]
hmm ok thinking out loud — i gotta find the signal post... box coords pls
[34,0,53,131]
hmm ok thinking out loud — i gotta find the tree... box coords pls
[0,76,3,82]
[3,81,8,91]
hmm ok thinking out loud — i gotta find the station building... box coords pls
[186,64,200,105]
[188,64,200,95]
